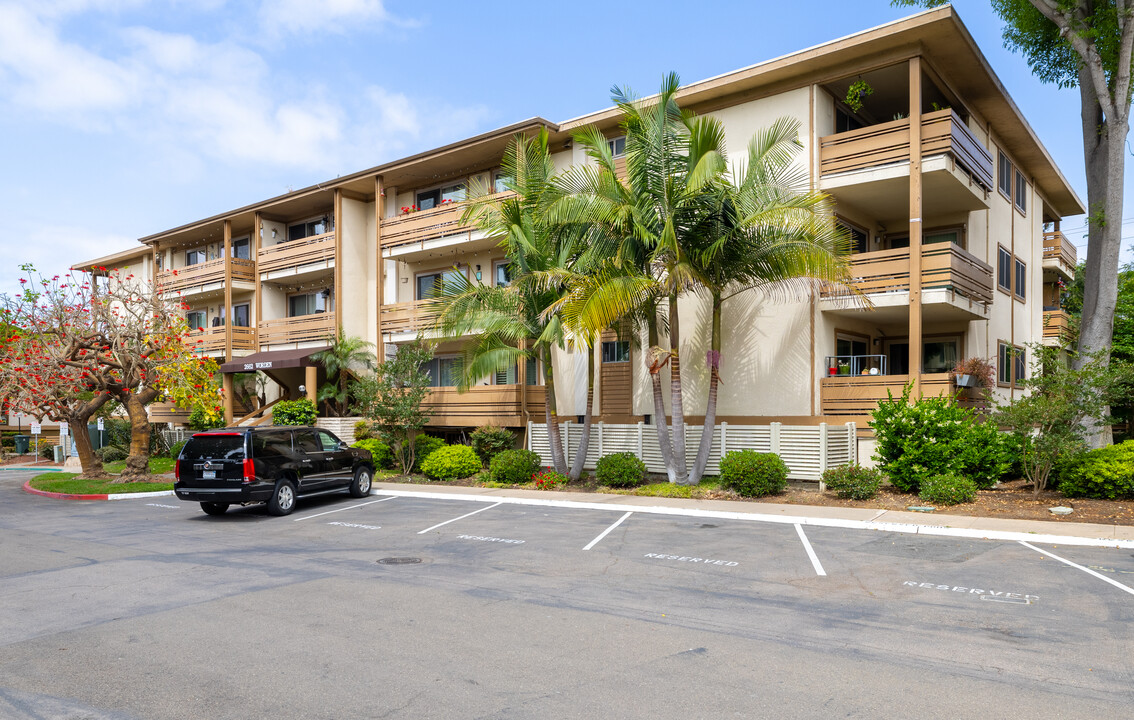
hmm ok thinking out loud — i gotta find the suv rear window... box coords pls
[181,435,245,460]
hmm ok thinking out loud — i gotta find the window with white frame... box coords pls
[494,261,512,287]
[493,172,512,194]
[607,136,626,157]
[602,340,631,363]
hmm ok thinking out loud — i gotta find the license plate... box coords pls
[202,470,216,479]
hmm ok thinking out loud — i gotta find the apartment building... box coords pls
[70,6,1082,439]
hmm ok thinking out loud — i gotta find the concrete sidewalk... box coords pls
[371,481,1134,549]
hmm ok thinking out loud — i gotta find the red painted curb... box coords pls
[22,481,108,501]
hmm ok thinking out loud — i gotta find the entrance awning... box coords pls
[219,346,329,374]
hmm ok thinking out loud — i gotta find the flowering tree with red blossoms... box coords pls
[2,265,221,481]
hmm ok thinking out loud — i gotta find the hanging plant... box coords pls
[845,80,873,113]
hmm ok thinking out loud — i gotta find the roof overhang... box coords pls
[71,245,152,273]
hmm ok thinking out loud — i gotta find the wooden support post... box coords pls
[908,56,924,395]
[334,189,343,333]
[222,373,234,426]
[305,365,317,406]
[253,211,262,351]
[374,175,385,364]
[223,220,233,362]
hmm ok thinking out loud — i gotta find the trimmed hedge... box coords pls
[352,439,394,469]
[595,452,647,488]
[470,426,516,465]
[420,444,481,481]
[413,435,446,471]
[822,463,882,500]
[489,449,542,485]
[1058,441,1134,499]
[919,473,978,506]
[719,450,788,497]
[273,399,317,426]
[96,445,127,463]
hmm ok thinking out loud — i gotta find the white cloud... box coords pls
[258,0,389,38]
[0,224,139,301]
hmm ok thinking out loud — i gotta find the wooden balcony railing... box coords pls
[380,299,439,335]
[423,385,546,427]
[380,191,515,251]
[158,258,256,294]
[822,242,993,304]
[186,325,257,354]
[149,402,191,423]
[820,109,994,190]
[1043,309,1072,341]
[1043,231,1077,270]
[257,232,335,274]
[820,373,966,422]
[257,314,335,347]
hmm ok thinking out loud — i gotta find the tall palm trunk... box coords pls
[542,346,568,473]
[648,309,676,483]
[569,339,595,481]
[668,294,690,485]
[691,291,722,483]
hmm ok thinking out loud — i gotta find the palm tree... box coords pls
[311,328,376,417]
[431,129,596,478]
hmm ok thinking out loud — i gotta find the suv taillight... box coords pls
[243,458,255,483]
[174,459,180,478]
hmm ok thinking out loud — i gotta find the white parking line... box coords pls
[795,524,826,576]
[417,502,502,534]
[1019,541,1134,597]
[293,496,395,522]
[583,511,633,551]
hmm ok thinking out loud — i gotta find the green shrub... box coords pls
[187,406,225,431]
[958,419,1014,489]
[822,463,882,500]
[420,444,481,481]
[470,426,516,465]
[353,420,374,441]
[412,435,446,471]
[353,438,394,469]
[919,473,978,505]
[489,449,542,484]
[1058,441,1134,499]
[273,399,317,426]
[169,440,187,459]
[595,452,647,488]
[41,443,56,460]
[96,445,127,463]
[719,450,789,497]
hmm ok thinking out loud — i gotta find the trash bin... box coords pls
[87,423,103,451]
[52,445,63,463]
[13,435,29,454]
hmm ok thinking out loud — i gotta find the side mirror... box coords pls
[339,442,351,451]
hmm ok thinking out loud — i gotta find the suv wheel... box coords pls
[268,479,297,516]
[200,502,229,516]
[349,467,372,498]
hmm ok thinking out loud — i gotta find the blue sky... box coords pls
[0,0,1125,296]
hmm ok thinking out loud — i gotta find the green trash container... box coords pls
[87,423,103,451]
[13,435,29,454]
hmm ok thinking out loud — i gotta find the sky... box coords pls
[0,0,1128,297]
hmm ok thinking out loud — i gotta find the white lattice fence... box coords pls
[527,421,856,482]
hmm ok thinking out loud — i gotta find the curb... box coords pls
[0,466,63,472]
[21,481,174,501]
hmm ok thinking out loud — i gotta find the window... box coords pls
[493,172,512,194]
[494,261,512,287]
[835,108,864,133]
[526,355,538,386]
[602,341,630,363]
[838,221,869,254]
[288,292,327,317]
[231,238,250,260]
[494,364,518,385]
[922,338,960,374]
[416,269,464,300]
[252,431,292,458]
[1014,170,1027,213]
[924,228,961,247]
[997,246,1012,293]
[316,431,341,452]
[288,216,330,242]
[607,136,626,157]
[232,304,250,327]
[187,310,206,330]
[420,356,461,387]
[294,431,321,454]
[416,183,466,210]
[186,249,207,266]
[999,342,1026,387]
[1014,258,1026,300]
[998,150,1012,198]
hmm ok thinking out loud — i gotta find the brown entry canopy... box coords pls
[219,347,329,374]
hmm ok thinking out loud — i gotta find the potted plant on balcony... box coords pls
[845,79,873,113]
[950,356,995,391]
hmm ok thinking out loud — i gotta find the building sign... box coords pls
[30,423,41,435]
[242,361,275,370]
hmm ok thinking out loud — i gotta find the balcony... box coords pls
[1042,231,1077,280]
[158,258,256,296]
[819,109,993,220]
[820,242,993,321]
[1042,309,1072,346]
[186,325,257,355]
[380,299,439,338]
[149,402,191,423]
[380,192,515,260]
[257,314,335,348]
[258,232,335,278]
[423,385,546,428]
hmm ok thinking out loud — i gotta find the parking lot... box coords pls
[2,471,1133,719]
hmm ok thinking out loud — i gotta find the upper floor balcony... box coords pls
[819,109,993,221]
[379,299,439,339]
[379,191,515,262]
[258,231,335,280]
[158,258,256,296]
[820,242,993,322]
[1042,309,1072,347]
[1042,231,1077,280]
[257,314,335,349]
[186,325,257,356]
[423,384,546,429]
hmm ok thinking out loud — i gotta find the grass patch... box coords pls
[599,477,724,499]
[103,457,176,475]
[29,473,173,494]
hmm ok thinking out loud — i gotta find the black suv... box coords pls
[174,426,374,517]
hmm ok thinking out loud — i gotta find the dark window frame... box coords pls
[1014,258,1026,301]
[601,340,631,363]
[997,245,1012,294]
[998,150,1013,199]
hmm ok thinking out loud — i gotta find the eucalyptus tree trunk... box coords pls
[568,339,595,481]
[691,292,722,484]
[648,309,676,483]
[542,346,568,474]
[669,294,690,485]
